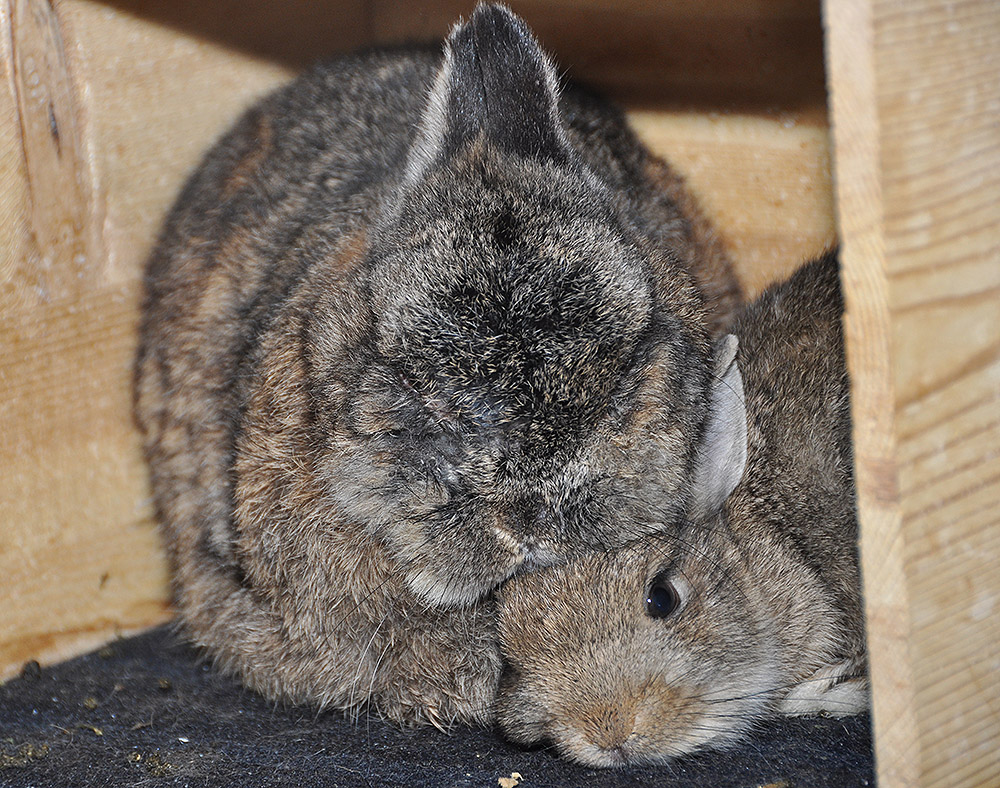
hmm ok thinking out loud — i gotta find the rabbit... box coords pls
[134,3,744,726]
[495,250,869,765]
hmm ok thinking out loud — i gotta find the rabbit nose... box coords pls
[577,702,638,759]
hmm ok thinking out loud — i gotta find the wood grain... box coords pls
[3,0,99,305]
[0,0,833,682]
[0,2,31,293]
[0,0,292,679]
[825,0,1000,786]
[629,108,835,299]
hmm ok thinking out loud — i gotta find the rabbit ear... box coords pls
[690,334,748,520]
[406,3,571,182]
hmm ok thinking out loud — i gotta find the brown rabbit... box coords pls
[134,3,743,726]
[496,251,868,765]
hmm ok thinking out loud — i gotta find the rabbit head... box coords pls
[301,4,746,608]
[494,525,787,767]
[493,253,867,765]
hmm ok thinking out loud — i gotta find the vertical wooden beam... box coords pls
[824,1,1000,786]
[3,0,103,303]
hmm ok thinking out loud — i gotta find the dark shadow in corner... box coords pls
[92,0,829,114]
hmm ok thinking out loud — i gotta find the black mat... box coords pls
[0,626,873,787]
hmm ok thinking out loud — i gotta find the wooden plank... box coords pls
[824,0,1000,785]
[628,108,835,298]
[0,0,31,295]
[0,0,293,680]
[1,0,101,306]
[56,0,295,286]
[95,0,372,68]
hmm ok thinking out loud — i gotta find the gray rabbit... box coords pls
[496,251,868,765]
[134,3,743,725]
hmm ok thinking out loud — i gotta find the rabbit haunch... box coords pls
[496,251,868,765]
[134,3,742,725]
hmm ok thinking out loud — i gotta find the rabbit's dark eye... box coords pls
[645,576,680,619]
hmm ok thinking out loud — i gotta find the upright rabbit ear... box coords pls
[406,2,572,182]
[690,334,748,520]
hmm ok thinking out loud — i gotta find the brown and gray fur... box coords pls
[134,4,742,726]
[496,251,868,765]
